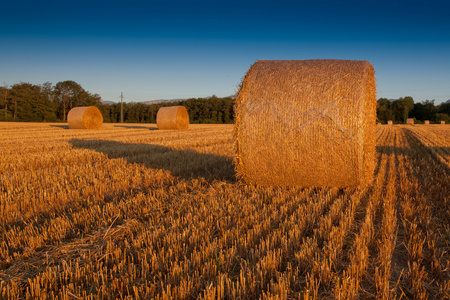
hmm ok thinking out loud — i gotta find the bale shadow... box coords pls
[376,143,450,175]
[69,139,236,182]
[50,125,69,129]
[376,145,449,157]
[113,125,158,130]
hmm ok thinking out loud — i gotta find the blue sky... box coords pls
[1,0,449,104]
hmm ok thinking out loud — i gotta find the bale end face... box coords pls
[234,59,376,188]
[156,106,189,130]
[67,106,103,129]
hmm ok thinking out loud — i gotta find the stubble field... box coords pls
[0,122,449,299]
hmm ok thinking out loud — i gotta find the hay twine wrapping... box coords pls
[156,106,189,130]
[67,106,103,129]
[234,59,376,188]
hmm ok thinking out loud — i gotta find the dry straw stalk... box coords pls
[67,106,103,129]
[156,106,189,130]
[234,59,376,188]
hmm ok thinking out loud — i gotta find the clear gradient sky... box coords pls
[1,0,449,104]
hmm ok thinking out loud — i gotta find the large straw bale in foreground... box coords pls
[67,106,103,129]
[234,59,376,188]
[157,106,189,130]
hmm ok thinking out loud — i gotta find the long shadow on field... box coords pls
[376,143,450,175]
[373,129,450,296]
[69,139,236,182]
[376,145,450,156]
[50,125,69,129]
[402,127,450,174]
[113,125,158,130]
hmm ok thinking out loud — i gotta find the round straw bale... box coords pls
[407,118,414,125]
[441,121,446,125]
[234,59,376,188]
[67,106,103,129]
[157,106,189,130]
[424,120,430,125]
[387,120,393,125]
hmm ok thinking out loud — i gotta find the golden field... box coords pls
[0,122,449,299]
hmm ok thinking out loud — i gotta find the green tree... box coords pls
[435,113,450,123]
[410,100,437,122]
[437,102,450,115]
[95,103,112,123]
[9,82,54,121]
[392,96,414,123]
[0,84,11,121]
[54,80,101,121]
[54,81,79,120]
[377,98,394,124]
[40,82,57,121]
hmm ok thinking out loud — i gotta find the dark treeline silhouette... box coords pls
[0,81,101,122]
[0,81,235,124]
[1,80,449,124]
[377,97,450,124]
[103,96,235,124]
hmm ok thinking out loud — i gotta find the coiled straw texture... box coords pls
[234,59,376,188]
[67,106,103,129]
[157,106,189,130]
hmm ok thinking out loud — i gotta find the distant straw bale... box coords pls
[424,120,430,125]
[234,59,376,188]
[388,120,393,125]
[407,118,414,125]
[442,121,446,125]
[67,106,103,129]
[156,106,189,130]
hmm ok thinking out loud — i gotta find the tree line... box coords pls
[102,96,235,124]
[0,81,101,122]
[377,96,450,124]
[0,81,235,124]
[1,81,449,124]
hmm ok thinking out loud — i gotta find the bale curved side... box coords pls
[156,106,189,130]
[234,59,376,188]
[67,106,103,129]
